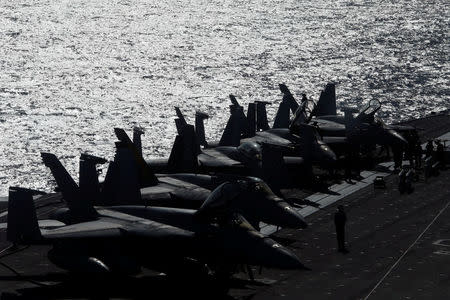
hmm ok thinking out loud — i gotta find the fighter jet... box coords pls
[5,186,194,275]
[117,112,323,193]
[148,109,309,184]
[5,185,305,277]
[171,98,336,174]
[40,149,307,272]
[216,95,337,167]
[278,83,407,147]
[41,142,308,230]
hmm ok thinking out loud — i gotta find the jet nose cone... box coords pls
[262,239,307,270]
[279,202,308,229]
[312,143,337,166]
[322,144,337,162]
[262,197,308,229]
[387,129,408,145]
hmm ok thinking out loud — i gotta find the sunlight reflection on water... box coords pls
[0,0,448,194]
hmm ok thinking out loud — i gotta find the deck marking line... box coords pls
[364,199,450,300]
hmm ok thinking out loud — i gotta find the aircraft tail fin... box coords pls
[246,103,256,137]
[219,95,250,146]
[195,111,209,147]
[168,124,199,172]
[279,84,299,114]
[229,94,240,107]
[219,105,242,146]
[102,141,143,205]
[315,83,336,116]
[114,128,158,187]
[41,152,98,220]
[175,107,188,126]
[7,187,42,244]
[174,107,189,134]
[273,99,291,129]
[255,101,270,131]
[229,94,250,137]
[174,118,185,135]
[79,153,107,206]
[133,127,145,157]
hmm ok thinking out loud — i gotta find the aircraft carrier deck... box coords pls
[0,113,449,300]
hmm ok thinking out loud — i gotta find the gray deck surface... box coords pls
[0,169,448,299]
[246,168,450,300]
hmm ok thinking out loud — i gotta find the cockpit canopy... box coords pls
[360,99,381,114]
[356,100,381,123]
[237,142,262,160]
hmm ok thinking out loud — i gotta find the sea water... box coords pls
[0,0,448,194]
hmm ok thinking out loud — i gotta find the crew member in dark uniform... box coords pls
[425,140,434,158]
[414,141,423,169]
[436,140,445,168]
[334,205,348,253]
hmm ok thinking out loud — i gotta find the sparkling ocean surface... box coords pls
[0,0,449,195]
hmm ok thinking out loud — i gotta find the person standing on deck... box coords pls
[334,205,349,253]
[414,140,423,169]
[435,140,445,168]
[425,140,434,158]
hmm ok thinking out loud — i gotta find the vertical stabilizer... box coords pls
[133,127,145,157]
[175,118,185,134]
[174,107,188,134]
[41,153,98,220]
[229,94,240,107]
[114,128,159,187]
[273,99,290,129]
[219,105,243,146]
[168,124,199,172]
[246,103,256,137]
[41,153,96,220]
[79,153,106,206]
[7,187,42,244]
[175,107,188,127]
[102,142,143,205]
[315,83,336,116]
[255,101,270,131]
[195,111,209,147]
[229,94,250,137]
[279,84,299,115]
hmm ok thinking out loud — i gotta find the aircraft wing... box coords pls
[41,217,194,242]
[41,220,126,240]
[0,219,66,230]
[97,209,195,241]
[198,151,242,167]
[253,132,295,148]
